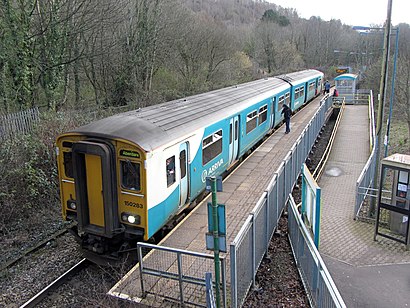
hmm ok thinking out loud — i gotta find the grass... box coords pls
[385,119,409,156]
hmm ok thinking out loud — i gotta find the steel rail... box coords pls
[312,100,346,181]
[20,258,89,308]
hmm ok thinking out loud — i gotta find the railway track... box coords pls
[20,258,90,308]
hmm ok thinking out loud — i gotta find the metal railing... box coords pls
[137,242,227,307]
[230,95,335,307]
[336,91,371,105]
[354,90,376,218]
[288,196,346,308]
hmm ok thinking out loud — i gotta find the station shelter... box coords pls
[334,73,358,103]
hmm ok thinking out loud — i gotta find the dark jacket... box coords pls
[281,104,291,119]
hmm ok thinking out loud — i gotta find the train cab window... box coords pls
[285,93,290,105]
[258,105,268,125]
[121,160,141,191]
[202,130,223,165]
[246,111,257,134]
[166,156,176,187]
[63,152,73,178]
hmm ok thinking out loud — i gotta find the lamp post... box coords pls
[385,26,399,157]
[370,0,393,216]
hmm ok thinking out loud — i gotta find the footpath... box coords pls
[318,105,410,307]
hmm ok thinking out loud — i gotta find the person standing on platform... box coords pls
[282,103,291,134]
[324,80,331,94]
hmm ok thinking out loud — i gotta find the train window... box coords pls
[246,111,257,134]
[63,152,73,178]
[235,121,238,141]
[202,130,223,165]
[121,160,141,191]
[180,150,187,179]
[278,95,284,107]
[258,105,268,125]
[62,141,73,148]
[271,97,276,113]
[285,93,290,105]
[300,87,305,97]
[166,156,176,187]
[229,123,233,144]
[295,88,300,99]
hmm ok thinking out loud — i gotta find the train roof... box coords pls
[70,69,322,152]
[277,69,323,84]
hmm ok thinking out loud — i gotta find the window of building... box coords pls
[258,105,268,125]
[246,110,257,134]
[202,130,223,165]
[121,160,141,191]
[166,156,176,187]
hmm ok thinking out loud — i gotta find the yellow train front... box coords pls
[56,133,148,260]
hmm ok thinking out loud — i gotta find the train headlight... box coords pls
[121,213,140,225]
[67,200,77,210]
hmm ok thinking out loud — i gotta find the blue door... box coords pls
[228,116,239,166]
[179,143,189,208]
[270,97,276,129]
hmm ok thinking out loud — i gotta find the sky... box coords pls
[267,0,409,27]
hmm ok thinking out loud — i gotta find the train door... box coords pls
[228,116,239,166]
[179,142,189,208]
[71,141,119,238]
[270,97,276,129]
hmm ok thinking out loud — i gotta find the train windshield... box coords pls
[121,160,141,191]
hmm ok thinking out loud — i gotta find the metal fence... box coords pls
[354,90,376,218]
[230,95,334,307]
[137,242,227,307]
[0,107,40,140]
[288,195,346,307]
[338,90,372,105]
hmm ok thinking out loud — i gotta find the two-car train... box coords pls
[56,69,324,260]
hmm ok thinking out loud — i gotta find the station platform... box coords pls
[318,104,410,307]
[109,95,326,305]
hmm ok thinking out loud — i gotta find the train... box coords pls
[56,69,324,260]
